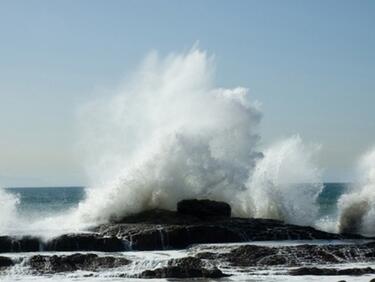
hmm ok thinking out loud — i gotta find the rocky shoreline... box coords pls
[1,199,374,279]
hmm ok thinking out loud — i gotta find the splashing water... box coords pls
[338,148,375,235]
[0,48,325,235]
[0,188,19,234]
[73,48,323,227]
[238,136,323,226]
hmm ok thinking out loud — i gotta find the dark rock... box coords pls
[0,202,369,254]
[139,266,226,279]
[28,253,130,273]
[177,199,231,218]
[0,236,40,252]
[289,266,375,276]
[45,234,125,252]
[210,242,375,267]
[138,256,229,278]
[114,209,200,225]
[0,256,14,268]
[96,210,363,251]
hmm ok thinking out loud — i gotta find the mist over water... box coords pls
[338,148,375,235]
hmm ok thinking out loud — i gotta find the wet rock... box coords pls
[177,199,231,218]
[212,242,375,267]
[28,253,130,273]
[45,234,125,252]
[0,200,369,253]
[138,256,229,278]
[290,266,375,276]
[0,256,14,268]
[0,236,40,252]
[97,210,363,251]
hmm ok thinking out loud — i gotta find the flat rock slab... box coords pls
[96,209,365,251]
[28,253,130,274]
[0,209,368,253]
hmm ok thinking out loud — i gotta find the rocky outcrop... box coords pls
[44,234,125,252]
[96,209,364,251]
[177,199,231,218]
[0,236,40,252]
[0,200,368,253]
[198,242,375,267]
[289,267,375,276]
[28,253,130,273]
[0,234,125,253]
[138,256,229,279]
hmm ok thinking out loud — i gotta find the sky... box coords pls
[0,0,374,186]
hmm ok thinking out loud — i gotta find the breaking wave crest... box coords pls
[74,48,323,227]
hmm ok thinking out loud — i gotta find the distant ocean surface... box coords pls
[5,186,85,218]
[5,183,348,219]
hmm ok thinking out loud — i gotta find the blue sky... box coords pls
[0,0,374,186]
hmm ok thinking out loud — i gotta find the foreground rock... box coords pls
[197,242,375,267]
[28,253,130,273]
[138,257,228,279]
[290,267,375,276]
[0,256,13,269]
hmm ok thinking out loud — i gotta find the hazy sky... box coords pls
[0,0,374,186]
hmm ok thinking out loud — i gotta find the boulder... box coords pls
[138,256,229,278]
[0,256,14,268]
[177,199,231,218]
[28,253,130,273]
[289,266,375,276]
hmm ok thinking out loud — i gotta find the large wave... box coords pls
[74,48,323,227]
[338,148,375,235]
[0,48,325,236]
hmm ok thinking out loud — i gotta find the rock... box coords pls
[97,210,362,251]
[289,266,375,276]
[206,242,375,267]
[139,266,226,279]
[0,256,14,268]
[177,199,231,218]
[138,256,229,278]
[28,253,130,273]
[45,234,125,252]
[0,201,369,254]
[0,236,40,252]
